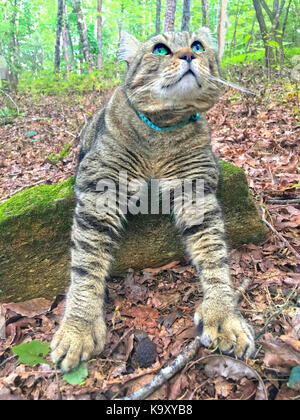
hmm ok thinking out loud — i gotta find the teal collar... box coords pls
[137,112,200,132]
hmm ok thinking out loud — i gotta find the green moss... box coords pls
[0,177,75,222]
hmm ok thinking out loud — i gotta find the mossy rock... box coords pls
[0,161,268,302]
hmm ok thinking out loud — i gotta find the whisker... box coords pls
[206,74,256,96]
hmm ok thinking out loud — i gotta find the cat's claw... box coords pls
[194,302,255,359]
[50,318,106,371]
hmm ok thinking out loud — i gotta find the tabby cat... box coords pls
[51,28,255,371]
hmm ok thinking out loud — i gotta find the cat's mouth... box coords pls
[163,70,201,89]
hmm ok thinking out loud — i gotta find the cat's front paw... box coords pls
[194,301,255,359]
[50,316,106,371]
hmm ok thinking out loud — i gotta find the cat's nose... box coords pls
[179,52,196,63]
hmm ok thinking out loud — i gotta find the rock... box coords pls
[0,161,268,302]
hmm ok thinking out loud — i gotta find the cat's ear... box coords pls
[118,31,140,65]
[193,27,218,52]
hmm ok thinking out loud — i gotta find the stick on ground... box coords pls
[260,205,300,261]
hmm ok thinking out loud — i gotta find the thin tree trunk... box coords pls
[252,0,273,68]
[62,0,70,73]
[218,0,228,59]
[9,0,20,90]
[164,0,177,32]
[201,0,209,28]
[230,4,240,57]
[253,0,287,67]
[155,0,161,35]
[97,0,102,69]
[73,0,93,72]
[245,15,256,53]
[66,20,75,67]
[181,0,192,32]
[141,0,146,38]
[282,0,292,37]
[54,0,64,73]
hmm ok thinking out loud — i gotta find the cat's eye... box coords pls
[153,43,171,56]
[191,41,205,53]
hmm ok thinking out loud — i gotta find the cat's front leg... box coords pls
[176,187,255,358]
[51,187,124,371]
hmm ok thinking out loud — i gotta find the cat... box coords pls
[50,28,255,371]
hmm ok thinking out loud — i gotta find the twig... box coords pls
[255,283,299,341]
[236,277,251,298]
[1,175,56,203]
[116,337,201,400]
[0,89,20,115]
[107,326,134,357]
[0,355,17,369]
[260,205,300,261]
[267,197,300,205]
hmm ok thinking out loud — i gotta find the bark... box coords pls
[282,0,292,38]
[201,0,209,28]
[252,0,273,68]
[73,0,93,72]
[245,15,256,53]
[252,0,288,67]
[181,0,192,32]
[230,3,241,57]
[218,0,228,60]
[155,0,161,35]
[8,0,20,90]
[164,0,177,32]
[97,0,102,69]
[54,0,64,73]
[62,0,70,73]
[66,20,75,66]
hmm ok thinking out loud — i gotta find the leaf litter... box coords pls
[0,81,300,400]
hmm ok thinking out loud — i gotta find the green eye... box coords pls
[191,41,205,53]
[153,43,171,56]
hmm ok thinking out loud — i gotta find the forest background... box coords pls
[0,0,299,95]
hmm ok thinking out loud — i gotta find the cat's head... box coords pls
[119,29,222,115]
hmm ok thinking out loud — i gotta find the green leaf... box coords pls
[12,340,51,366]
[63,363,88,385]
[288,366,300,391]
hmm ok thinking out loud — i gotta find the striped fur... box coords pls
[51,29,255,371]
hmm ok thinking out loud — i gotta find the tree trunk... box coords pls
[62,0,70,73]
[181,0,192,32]
[8,0,20,90]
[97,0,102,69]
[66,20,75,67]
[201,0,209,28]
[164,0,177,32]
[73,0,93,72]
[54,0,64,73]
[245,15,256,53]
[253,0,288,68]
[218,0,228,60]
[155,0,161,34]
[252,0,273,68]
[230,4,240,57]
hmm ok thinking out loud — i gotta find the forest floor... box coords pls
[0,78,299,400]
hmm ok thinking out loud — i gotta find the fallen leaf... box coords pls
[203,355,267,400]
[2,298,51,319]
[260,333,300,374]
